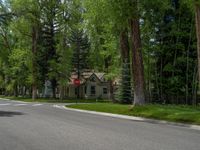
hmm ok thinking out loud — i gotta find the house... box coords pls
[66,71,110,99]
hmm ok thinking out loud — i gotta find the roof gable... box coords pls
[69,71,107,84]
[87,73,101,83]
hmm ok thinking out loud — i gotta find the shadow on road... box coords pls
[0,111,24,117]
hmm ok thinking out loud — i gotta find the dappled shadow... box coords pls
[0,111,24,117]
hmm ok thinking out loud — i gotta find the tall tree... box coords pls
[84,0,146,105]
[195,1,200,90]
[118,29,132,104]
[130,1,145,105]
[70,29,90,98]
[39,0,70,98]
[10,0,41,100]
[40,0,60,98]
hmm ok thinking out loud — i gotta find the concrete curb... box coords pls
[0,98,32,104]
[0,98,11,101]
[61,105,200,131]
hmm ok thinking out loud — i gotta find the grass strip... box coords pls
[67,103,200,125]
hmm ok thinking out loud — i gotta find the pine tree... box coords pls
[39,0,67,98]
[70,29,90,76]
[115,61,132,104]
[70,29,90,98]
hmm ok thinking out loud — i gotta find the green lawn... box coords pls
[67,103,200,125]
[0,95,109,103]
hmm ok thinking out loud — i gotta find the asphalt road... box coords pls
[0,99,200,150]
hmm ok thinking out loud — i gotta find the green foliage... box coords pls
[141,0,198,104]
[83,0,119,72]
[70,29,90,74]
[115,61,132,104]
[56,35,72,86]
[0,0,199,105]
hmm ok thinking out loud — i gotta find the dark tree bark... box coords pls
[14,84,18,97]
[50,22,57,99]
[32,26,38,100]
[109,80,115,102]
[120,29,130,63]
[195,2,200,91]
[51,78,57,98]
[130,8,145,105]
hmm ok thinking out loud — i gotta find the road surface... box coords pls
[0,99,200,150]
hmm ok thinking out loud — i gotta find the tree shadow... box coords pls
[0,111,24,117]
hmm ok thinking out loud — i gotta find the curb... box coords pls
[0,98,11,101]
[0,98,32,104]
[61,105,200,131]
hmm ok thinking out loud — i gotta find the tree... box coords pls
[70,29,90,98]
[0,2,12,95]
[10,0,42,100]
[84,0,146,105]
[117,29,132,104]
[130,1,145,105]
[35,0,71,98]
[39,0,61,98]
[109,0,146,105]
[0,0,199,105]
[116,61,132,104]
[195,1,200,91]
[8,48,30,96]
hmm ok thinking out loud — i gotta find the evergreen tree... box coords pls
[70,29,90,98]
[115,61,132,104]
[39,0,69,98]
[70,29,90,76]
[163,0,196,104]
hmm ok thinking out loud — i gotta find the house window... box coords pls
[91,86,96,95]
[103,88,108,94]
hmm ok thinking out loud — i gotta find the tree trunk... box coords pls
[195,3,200,91]
[32,26,38,100]
[51,79,57,99]
[14,84,18,97]
[32,84,37,100]
[130,10,145,105]
[59,85,64,100]
[109,80,115,102]
[120,29,130,63]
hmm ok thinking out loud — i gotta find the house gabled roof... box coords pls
[95,73,105,81]
[69,71,107,85]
